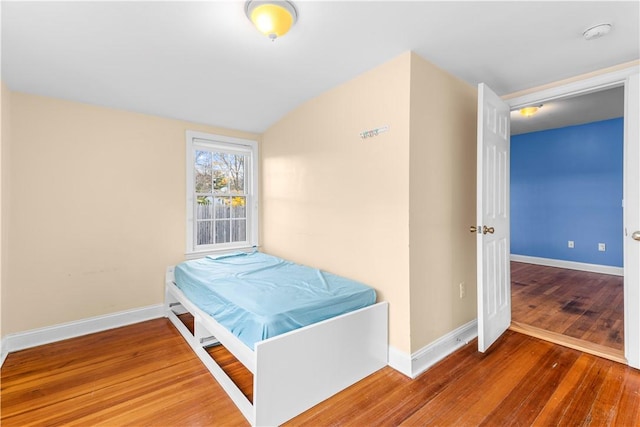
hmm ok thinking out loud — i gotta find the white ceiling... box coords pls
[2,1,638,133]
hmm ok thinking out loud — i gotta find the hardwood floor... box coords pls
[511,262,624,353]
[3,318,639,426]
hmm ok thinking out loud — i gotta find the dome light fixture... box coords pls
[519,105,542,117]
[245,1,298,41]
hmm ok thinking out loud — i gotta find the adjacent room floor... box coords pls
[511,261,624,359]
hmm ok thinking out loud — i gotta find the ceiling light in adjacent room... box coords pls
[519,105,541,117]
[583,23,612,40]
[245,1,298,40]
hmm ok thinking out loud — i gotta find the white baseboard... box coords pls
[388,346,413,377]
[1,338,8,367]
[510,254,623,276]
[388,319,478,379]
[1,304,164,366]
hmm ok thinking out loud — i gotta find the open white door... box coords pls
[624,72,640,369]
[476,83,511,352]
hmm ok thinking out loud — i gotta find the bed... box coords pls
[164,251,389,426]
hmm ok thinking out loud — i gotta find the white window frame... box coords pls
[186,130,259,256]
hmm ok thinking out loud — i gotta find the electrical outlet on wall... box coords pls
[459,282,466,299]
[568,240,574,248]
[598,243,606,252]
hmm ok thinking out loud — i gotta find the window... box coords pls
[186,131,258,254]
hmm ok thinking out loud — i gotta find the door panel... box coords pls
[624,72,640,368]
[477,83,511,352]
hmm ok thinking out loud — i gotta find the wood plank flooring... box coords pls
[3,318,639,426]
[511,262,624,351]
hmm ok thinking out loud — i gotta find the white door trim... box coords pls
[507,66,639,109]
[506,65,640,368]
[623,73,639,369]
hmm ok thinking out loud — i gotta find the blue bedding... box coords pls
[173,251,377,350]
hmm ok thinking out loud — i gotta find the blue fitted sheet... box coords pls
[173,251,377,350]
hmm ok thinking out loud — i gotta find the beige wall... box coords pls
[408,53,477,352]
[3,51,476,355]
[4,92,258,334]
[1,82,10,338]
[261,51,478,354]
[262,53,413,352]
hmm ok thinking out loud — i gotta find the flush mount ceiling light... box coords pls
[245,1,298,41]
[583,23,612,40]
[519,105,542,117]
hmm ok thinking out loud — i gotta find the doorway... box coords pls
[511,86,624,358]
[508,87,625,361]
[477,69,639,368]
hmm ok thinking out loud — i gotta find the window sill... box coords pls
[185,245,259,260]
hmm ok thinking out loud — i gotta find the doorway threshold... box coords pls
[509,321,626,364]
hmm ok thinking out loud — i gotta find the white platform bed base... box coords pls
[165,266,389,426]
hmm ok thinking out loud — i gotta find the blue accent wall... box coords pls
[511,118,623,267]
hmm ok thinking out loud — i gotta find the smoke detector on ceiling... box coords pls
[583,23,612,40]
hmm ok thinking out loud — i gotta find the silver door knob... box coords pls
[633,231,640,241]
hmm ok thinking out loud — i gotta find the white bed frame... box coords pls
[164,266,389,426]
